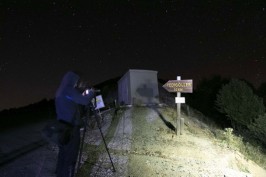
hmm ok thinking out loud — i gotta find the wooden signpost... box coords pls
[163,76,193,135]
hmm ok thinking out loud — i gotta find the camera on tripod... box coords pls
[76,81,116,172]
[75,80,91,92]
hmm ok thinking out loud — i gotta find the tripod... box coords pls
[77,101,116,172]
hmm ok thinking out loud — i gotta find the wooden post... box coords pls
[180,118,184,135]
[162,77,193,136]
[176,76,181,135]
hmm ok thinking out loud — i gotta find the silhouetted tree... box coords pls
[216,79,265,130]
[257,82,266,106]
[185,75,229,127]
[249,113,266,145]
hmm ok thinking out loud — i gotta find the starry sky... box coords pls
[1,0,266,110]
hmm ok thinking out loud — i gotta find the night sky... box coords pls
[1,1,266,110]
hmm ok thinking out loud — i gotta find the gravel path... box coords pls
[0,121,58,177]
[87,107,265,177]
[1,107,266,177]
[86,108,133,177]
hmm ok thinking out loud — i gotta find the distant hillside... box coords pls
[0,99,55,131]
[93,76,121,108]
[0,77,170,130]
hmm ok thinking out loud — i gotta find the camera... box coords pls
[75,80,90,93]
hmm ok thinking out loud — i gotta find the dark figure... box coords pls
[55,71,94,177]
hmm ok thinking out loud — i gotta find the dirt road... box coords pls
[1,106,266,177]
[79,106,266,177]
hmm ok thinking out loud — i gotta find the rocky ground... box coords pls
[0,121,58,177]
[78,106,266,177]
[0,105,266,177]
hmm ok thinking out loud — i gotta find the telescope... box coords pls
[84,89,101,95]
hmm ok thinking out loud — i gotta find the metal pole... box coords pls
[176,76,181,135]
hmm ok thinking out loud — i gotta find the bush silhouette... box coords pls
[216,79,265,130]
[249,113,266,144]
[185,75,229,127]
[257,82,266,107]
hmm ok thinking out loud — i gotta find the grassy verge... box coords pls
[215,128,266,169]
[161,106,266,170]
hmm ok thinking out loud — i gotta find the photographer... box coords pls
[55,71,95,177]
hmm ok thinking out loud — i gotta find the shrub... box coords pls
[185,75,230,127]
[216,127,266,168]
[257,82,266,106]
[216,79,265,129]
[249,113,266,144]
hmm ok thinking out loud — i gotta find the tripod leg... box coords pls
[77,119,87,170]
[94,109,116,172]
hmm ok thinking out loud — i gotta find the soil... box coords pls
[77,106,266,177]
[0,106,266,177]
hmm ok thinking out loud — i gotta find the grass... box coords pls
[215,127,266,169]
[77,104,266,176]
[162,105,266,170]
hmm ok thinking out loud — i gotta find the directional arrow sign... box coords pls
[163,80,193,93]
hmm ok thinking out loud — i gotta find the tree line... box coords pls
[184,76,266,145]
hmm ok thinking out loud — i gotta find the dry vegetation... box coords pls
[76,105,266,177]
